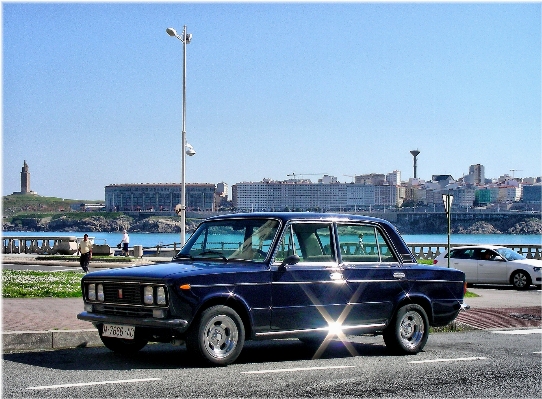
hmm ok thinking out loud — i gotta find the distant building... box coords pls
[431,175,455,189]
[13,160,37,195]
[386,170,401,186]
[355,173,386,185]
[465,164,485,185]
[104,183,218,213]
[523,184,542,204]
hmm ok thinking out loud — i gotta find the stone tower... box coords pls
[20,160,30,194]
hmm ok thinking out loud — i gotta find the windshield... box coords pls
[496,247,526,261]
[176,218,280,262]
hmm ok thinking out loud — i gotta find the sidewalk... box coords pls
[2,254,173,352]
[2,270,541,353]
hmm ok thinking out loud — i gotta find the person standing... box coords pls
[77,234,92,273]
[120,229,130,256]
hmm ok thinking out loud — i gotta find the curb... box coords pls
[2,257,174,268]
[2,329,103,353]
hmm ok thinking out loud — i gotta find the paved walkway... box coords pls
[2,297,89,332]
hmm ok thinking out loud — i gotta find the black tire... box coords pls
[99,329,148,354]
[383,304,429,355]
[186,305,245,366]
[511,270,532,290]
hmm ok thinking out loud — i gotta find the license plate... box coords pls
[102,324,135,340]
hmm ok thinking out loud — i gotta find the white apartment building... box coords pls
[232,180,402,212]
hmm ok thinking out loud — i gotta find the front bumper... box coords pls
[77,311,189,332]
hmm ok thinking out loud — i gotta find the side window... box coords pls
[337,224,397,263]
[274,225,298,263]
[451,249,476,259]
[274,222,334,263]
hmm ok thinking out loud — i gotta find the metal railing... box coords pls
[3,235,541,261]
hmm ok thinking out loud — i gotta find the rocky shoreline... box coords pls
[3,214,542,235]
[2,215,200,234]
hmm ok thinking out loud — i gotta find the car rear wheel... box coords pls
[99,329,148,354]
[383,304,429,355]
[511,270,531,290]
[186,305,245,366]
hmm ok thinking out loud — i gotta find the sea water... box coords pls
[5,231,541,249]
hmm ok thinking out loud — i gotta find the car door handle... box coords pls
[393,272,406,279]
[330,272,344,281]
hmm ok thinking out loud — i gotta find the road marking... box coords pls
[492,329,542,335]
[27,378,161,390]
[534,351,542,354]
[242,365,355,374]
[409,357,487,364]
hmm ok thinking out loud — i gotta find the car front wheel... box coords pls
[511,270,531,290]
[186,305,245,366]
[383,304,429,355]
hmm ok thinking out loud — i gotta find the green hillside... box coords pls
[2,194,102,218]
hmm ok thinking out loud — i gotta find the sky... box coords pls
[2,2,541,201]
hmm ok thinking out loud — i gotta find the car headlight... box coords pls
[88,283,96,301]
[144,286,154,305]
[97,284,104,302]
[156,286,167,305]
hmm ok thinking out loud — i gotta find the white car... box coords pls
[433,245,542,290]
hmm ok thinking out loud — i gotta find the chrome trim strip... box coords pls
[255,323,386,337]
[188,279,465,288]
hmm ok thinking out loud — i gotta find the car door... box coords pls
[477,248,508,284]
[336,222,407,327]
[449,248,479,283]
[270,221,344,331]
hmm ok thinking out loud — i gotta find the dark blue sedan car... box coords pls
[78,213,466,365]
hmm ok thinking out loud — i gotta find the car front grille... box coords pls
[102,282,142,305]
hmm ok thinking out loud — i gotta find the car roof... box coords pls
[450,245,506,250]
[207,212,392,225]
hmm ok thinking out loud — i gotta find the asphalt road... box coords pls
[3,329,541,398]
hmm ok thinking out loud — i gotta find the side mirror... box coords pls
[279,254,300,269]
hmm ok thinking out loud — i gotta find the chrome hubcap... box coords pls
[399,310,424,349]
[202,314,238,359]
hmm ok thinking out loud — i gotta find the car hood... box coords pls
[83,260,264,280]
[510,258,542,268]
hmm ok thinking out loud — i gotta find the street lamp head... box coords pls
[166,27,177,37]
[186,143,196,156]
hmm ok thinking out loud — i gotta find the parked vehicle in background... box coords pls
[433,245,542,290]
[78,212,466,366]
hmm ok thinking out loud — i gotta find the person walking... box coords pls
[120,229,130,256]
[77,234,92,273]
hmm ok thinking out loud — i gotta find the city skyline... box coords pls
[2,3,540,200]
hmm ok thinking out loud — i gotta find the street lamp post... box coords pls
[166,26,192,247]
[442,192,454,268]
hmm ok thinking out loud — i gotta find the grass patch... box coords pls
[35,255,134,262]
[464,290,479,298]
[2,269,83,298]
